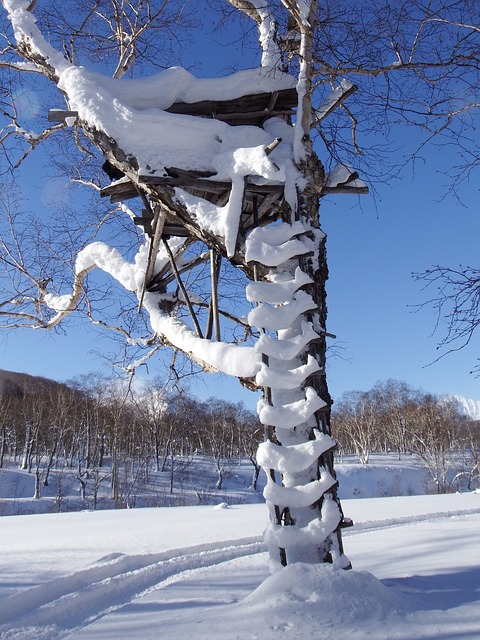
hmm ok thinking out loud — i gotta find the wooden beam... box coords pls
[311,81,358,128]
[162,224,190,237]
[165,88,297,118]
[206,249,222,341]
[141,174,232,192]
[265,137,282,156]
[48,109,78,123]
[101,171,285,205]
[321,185,369,196]
[209,109,294,124]
[101,180,139,202]
[162,238,204,339]
[138,202,166,311]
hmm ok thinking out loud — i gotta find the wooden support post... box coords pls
[266,91,279,112]
[206,250,222,341]
[265,137,282,156]
[138,199,166,312]
[162,238,204,339]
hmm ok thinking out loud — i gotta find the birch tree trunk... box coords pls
[224,1,349,569]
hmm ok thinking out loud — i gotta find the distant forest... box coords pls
[0,369,262,506]
[332,380,479,493]
[0,371,478,505]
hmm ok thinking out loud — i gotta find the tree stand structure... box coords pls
[95,85,361,569]
[5,0,370,571]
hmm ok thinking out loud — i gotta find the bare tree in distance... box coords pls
[0,0,478,573]
[332,380,475,494]
[413,264,480,375]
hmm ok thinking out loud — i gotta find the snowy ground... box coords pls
[1,491,479,639]
[0,453,436,516]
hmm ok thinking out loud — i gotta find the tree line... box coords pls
[0,371,262,508]
[1,372,478,505]
[332,379,479,493]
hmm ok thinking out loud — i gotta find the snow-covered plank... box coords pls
[324,164,368,195]
[264,495,342,549]
[255,355,320,389]
[247,291,317,330]
[255,321,321,360]
[257,387,326,429]
[246,267,313,304]
[257,432,336,473]
[263,472,337,508]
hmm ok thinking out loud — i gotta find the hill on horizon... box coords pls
[0,368,71,397]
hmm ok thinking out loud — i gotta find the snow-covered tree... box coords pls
[0,0,478,570]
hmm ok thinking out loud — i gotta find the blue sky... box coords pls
[1,145,478,411]
[1,7,479,409]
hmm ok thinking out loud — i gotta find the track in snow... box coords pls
[1,507,479,639]
[343,506,480,536]
[0,537,264,639]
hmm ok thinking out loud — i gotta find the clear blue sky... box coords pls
[1,144,478,410]
[1,9,479,409]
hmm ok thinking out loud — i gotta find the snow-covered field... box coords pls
[1,457,479,639]
[0,453,439,517]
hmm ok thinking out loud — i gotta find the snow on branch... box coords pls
[228,0,283,70]
[312,79,357,127]
[42,241,261,379]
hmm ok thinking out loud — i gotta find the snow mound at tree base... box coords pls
[149,562,410,640]
[242,563,406,625]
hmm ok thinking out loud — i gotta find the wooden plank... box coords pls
[209,109,294,124]
[138,204,166,311]
[101,172,285,219]
[321,185,369,196]
[165,88,297,118]
[162,238,204,338]
[165,167,216,179]
[142,175,232,192]
[101,181,139,201]
[48,109,78,122]
[162,224,190,237]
